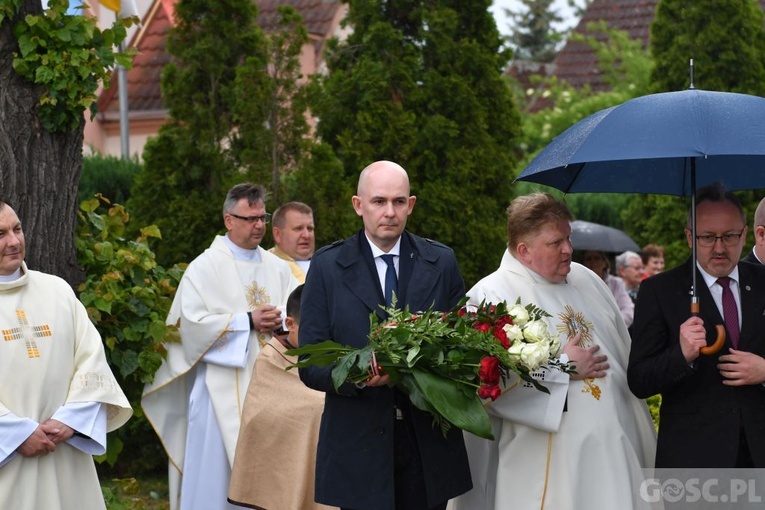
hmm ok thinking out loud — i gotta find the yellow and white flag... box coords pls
[99,0,139,18]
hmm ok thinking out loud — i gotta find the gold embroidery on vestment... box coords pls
[556,305,602,400]
[2,309,52,358]
[245,282,271,310]
[245,281,272,347]
[76,371,119,392]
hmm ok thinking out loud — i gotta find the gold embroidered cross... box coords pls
[2,309,51,358]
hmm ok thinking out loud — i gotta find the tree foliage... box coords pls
[1,0,134,284]
[504,0,564,62]
[511,23,653,228]
[79,153,141,204]
[77,195,183,470]
[650,0,765,94]
[128,0,313,266]
[283,143,359,248]
[9,0,136,132]
[233,6,311,205]
[309,0,522,286]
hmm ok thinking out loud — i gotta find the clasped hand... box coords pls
[251,305,282,333]
[17,419,74,458]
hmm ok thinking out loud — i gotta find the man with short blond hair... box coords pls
[455,192,655,510]
[270,201,315,283]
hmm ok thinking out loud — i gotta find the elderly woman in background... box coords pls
[581,250,634,327]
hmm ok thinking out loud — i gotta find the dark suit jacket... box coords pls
[299,230,472,510]
[742,250,762,265]
[628,258,765,467]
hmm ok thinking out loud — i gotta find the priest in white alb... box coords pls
[142,183,298,510]
[0,201,132,510]
[453,193,656,510]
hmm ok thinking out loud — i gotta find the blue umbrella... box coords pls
[518,89,765,195]
[517,88,765,354]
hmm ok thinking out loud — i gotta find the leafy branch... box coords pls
[8,0,138,132]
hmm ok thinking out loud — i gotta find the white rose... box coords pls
[521,341,551,371]
[523,320,551,343]
[549,335,562,357]
[508,304,530,327]
[507,341,524,359]
[502,323,524,343]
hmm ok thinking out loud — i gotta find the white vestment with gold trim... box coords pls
[453,250,656,510]
[0,264,132,510]
[142,235,297,510]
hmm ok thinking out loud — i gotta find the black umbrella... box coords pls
[569,220,640,253]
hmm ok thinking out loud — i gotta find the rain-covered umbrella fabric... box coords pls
[517,89,765,196]
[569,220,640,253]
[516,88,765,355]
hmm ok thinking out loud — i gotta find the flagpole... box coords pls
[117,12,129,159]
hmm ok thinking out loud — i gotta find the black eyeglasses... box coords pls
[229,212,271,224]
[695,229,744,247]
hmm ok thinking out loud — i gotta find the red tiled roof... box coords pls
[97,0,172,116]
[553,0,765,92]
[552,0,659,92]
[257,0,340,36]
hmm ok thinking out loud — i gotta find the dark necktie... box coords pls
[717,277,740,349]
[380,254,398,307]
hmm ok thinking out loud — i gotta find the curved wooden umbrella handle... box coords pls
[691,303,726,356]
[699,325,726,355]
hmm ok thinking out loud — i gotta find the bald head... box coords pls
[352,160,416,252]
[357,161,410,197]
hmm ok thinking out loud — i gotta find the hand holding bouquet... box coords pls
[288,297,570,440]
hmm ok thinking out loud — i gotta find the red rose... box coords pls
[494,315,514,328]
[478,356,501,385]
[478,383,501,401]
[474,322,491,333]
[457,308,467,317]
[492,325,510,349]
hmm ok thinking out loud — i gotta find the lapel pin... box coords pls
[745,285,751,291]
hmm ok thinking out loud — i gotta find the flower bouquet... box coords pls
[287,297,570,440]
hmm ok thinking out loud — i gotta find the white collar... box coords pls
[364,233,401,258]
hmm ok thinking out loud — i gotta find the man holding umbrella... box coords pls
[628,184,765,468]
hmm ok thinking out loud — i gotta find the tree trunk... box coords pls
[0,1,84,286]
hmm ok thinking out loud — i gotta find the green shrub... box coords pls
[76,195,184,473]
[647,394,661,431]
[79,154,142,205]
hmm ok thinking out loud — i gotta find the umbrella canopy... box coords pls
[517,88,765,355]
[570,220,639,253]
[518,89,765,196]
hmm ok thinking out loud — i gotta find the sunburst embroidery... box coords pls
[245,281,271,348]
[245,282,271,310]
[557,305,601,400]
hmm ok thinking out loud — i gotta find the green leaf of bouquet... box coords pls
[405,345,420,366]
[286,340,347,357]
[285,341,353,370]
[411,368,494,440]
